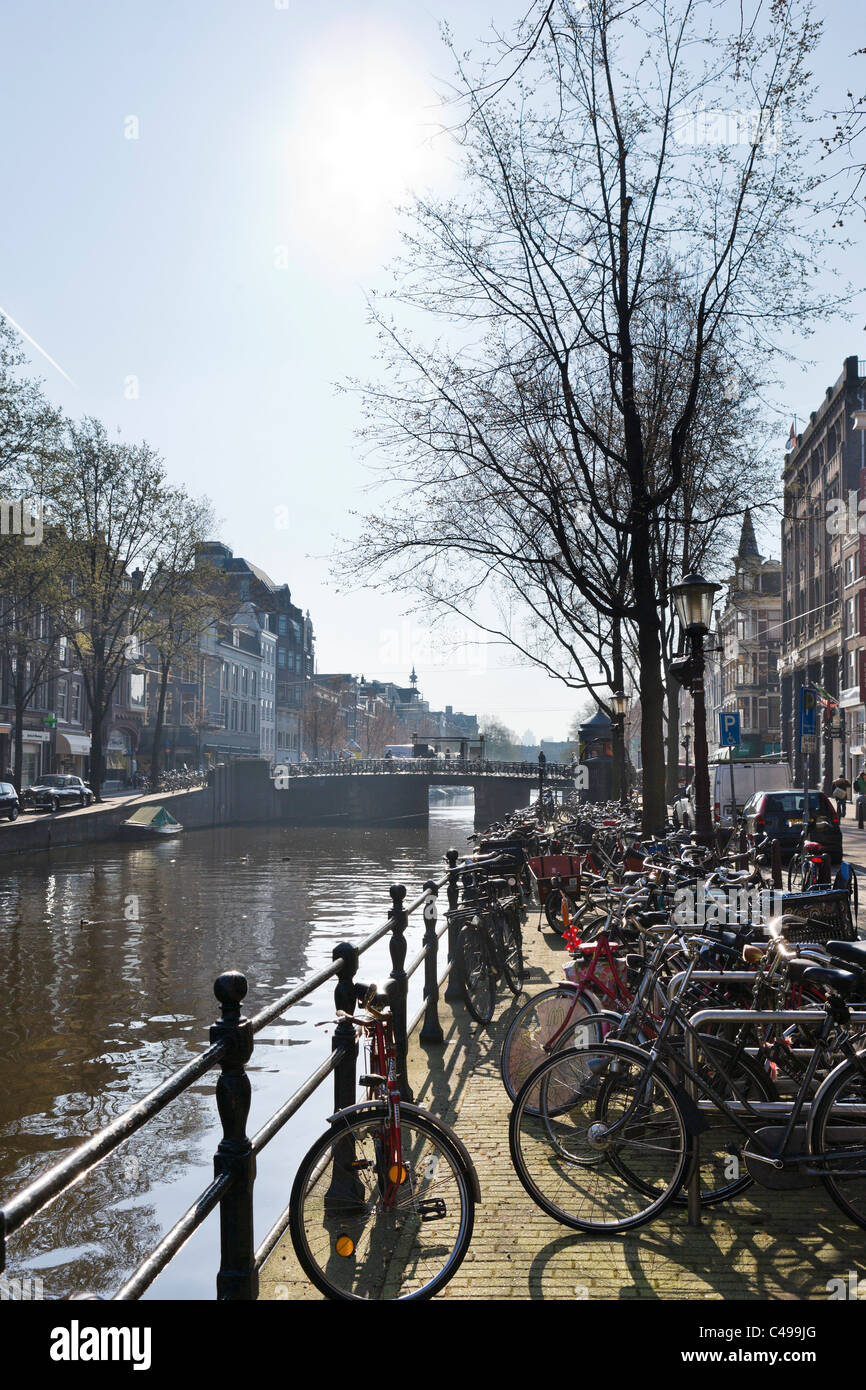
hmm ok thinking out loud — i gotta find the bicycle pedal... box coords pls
[359,1074,386,1087]
[416,1198,447,1222]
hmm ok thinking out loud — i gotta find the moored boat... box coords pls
[121,805,183,838]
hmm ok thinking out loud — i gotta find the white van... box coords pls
[677,758,792,830]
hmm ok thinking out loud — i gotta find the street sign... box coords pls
[802,734,817,754]
[800,686,817,740]
[718,711,741,747]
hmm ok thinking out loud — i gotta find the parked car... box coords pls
[22,774,94,813]
[742,789,843,861]
[0,781,20,821]
[674,759,792,830]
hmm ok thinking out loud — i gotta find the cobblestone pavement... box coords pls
[259,910,866,1301]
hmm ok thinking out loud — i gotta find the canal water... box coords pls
[0,800,475,1299]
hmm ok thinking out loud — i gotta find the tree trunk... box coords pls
[12,643,26,794]
[632,527,667,836]
[151,654,170,786]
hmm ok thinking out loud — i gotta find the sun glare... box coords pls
[283,29,446,272]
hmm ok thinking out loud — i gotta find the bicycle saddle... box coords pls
[825,939,866,970]
[635,910,669,929]
[355,980,395,1012]
[786,960,863,993]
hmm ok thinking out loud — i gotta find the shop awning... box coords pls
[56,732,92,756]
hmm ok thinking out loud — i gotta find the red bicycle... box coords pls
[289,985,479,1300]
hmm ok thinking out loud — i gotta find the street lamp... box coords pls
[610,689,628,803]
[671,573,721,846]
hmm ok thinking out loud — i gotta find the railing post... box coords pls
[210,971,257,1301]
[419,880,444,1044]
[332,942,360,1114]
[771,837,783,889]
[324,942,363,1212]
[388,884,414,1101]
[444,848,463,1002]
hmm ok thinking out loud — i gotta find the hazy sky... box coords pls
[1,1,863,739]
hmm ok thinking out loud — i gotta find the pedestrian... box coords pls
[854,769,866,826]
[831,773,851,819]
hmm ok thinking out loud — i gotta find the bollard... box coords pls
[419,881,444,1044]
[771,838,783,889]
[444,848,463,1002]
[388,884,414,1101]
[820,853,831,886]
[210,971,257,1300]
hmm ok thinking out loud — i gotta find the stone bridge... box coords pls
[264,758,575,829]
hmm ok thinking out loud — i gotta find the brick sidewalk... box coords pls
[259,912,866,1301]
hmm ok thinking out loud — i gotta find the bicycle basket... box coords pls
[757,887,856,944]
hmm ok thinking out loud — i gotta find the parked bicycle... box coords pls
[289,981,479,1300]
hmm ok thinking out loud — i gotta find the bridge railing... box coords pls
[0,866,465,1301]
[272,757,575,779]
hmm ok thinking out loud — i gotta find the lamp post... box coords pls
[610,690,628,804]
[682,719,693,783]
[671,573,721,847]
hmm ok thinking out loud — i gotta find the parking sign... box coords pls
[800,686,817,739]
[718,711,740,747]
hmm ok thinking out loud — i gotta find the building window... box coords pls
[56,682,67,721]
[71,684,81,722]
[129,672,146,706]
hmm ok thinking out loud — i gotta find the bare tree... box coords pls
[42,417,213,799]
[338,0,827,832]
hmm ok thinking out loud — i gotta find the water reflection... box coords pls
[0,804,474,1298]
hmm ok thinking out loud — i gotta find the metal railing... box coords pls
[0,861,470,1301]
[272,758,576,779]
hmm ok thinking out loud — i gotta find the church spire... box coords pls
[737,508,761,561]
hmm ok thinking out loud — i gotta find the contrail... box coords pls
[0,305,75,385]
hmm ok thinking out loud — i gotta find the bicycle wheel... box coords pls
[509,1043,690,1233]
[457,920,496,1024]
[494,902,524,994]
[290,1107,475,1299]
[810,1054,866,1230]
[500,985,602,1108]
[544,887,579,934]
[664,1035,777,1207]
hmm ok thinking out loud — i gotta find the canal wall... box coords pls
[0,762,538,857]
[0,761,434,857]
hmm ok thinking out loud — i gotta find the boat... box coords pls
[120,805,183,838]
